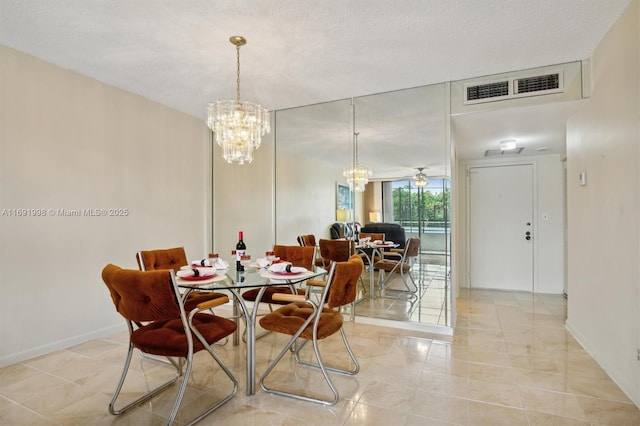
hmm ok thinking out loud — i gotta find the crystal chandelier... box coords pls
[414,167,428,187]
[207,36,270,165]
[343,132,372,192]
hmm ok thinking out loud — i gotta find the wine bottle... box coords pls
[236,231,246,271]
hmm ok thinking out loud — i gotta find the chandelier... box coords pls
[343,132,372,192]
[207,36,270,165]
[414,167,428,187]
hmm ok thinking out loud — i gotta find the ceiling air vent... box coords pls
[514,73,561,94]
[466,80,509,102]
[484,148,524,157]
[464,69,564,105]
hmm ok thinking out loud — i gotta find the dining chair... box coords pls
[318,238,352,263]
[241,244,315,307]
[258,254,364,405]
[101,264,238,425]
[318,239,366,305]
[373,237,421,294]
[359,232,385,242]
[136,247,228,311]
[241,245,317,341]
[296,234,325,268]
[357,232,386,264]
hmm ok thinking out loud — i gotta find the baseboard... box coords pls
[565,319,639,408]
[0,323,125,368]
[355,315,454,336]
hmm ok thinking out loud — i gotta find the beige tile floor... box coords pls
[355,254,451,326]
[1,289,639,425]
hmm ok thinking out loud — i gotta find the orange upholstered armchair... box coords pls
[241,244,315,305]
[136,247,228,312]
[258,254,364,405]
[101,264,237,425]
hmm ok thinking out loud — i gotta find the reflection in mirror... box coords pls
[274,84,452,332]
[352,84,452,329]
[274,99,352,244]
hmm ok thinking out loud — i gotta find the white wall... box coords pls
[565,0,640,405]
[275,150,343,245]
[212,125,275,262]
[211,132,345,260]
[456,154,566,294]
[0,45,211,366]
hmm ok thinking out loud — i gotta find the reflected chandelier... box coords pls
[343,132,372,192]
[414,167,428,187]
[207,36,270,165]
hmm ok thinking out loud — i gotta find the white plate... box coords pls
[176,274,227,285]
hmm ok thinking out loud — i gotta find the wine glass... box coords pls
[265,251,275,264]
[240,254,252,269]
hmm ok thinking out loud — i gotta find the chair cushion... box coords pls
[242,286,306,304]
[259,302,342,340]
[131,312,237,357]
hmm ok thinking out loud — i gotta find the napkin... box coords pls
[256,258,270,268]
[177,267,216,278]
[268,263,307,274]
[213,258,229,269]
[192,258,215,267]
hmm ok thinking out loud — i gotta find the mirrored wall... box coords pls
[274,83,452,331]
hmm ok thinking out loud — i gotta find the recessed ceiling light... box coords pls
[499,140,517,151]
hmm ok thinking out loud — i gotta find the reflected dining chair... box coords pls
[373,237,421,294]
[258,254,364,405]
[318,239,366,307]
[318,238,352,264]
[358,232,386,264]
[136,247,228,312]
[359,232,385,242]
[101,264,238,425]
[297,234,325,268]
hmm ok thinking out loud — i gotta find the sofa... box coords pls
[359,222,406,249]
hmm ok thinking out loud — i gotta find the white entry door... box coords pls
[468,164,534,291]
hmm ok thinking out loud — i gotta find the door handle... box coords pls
[525,231,531,241]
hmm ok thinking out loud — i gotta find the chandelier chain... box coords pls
[236,44,241,103]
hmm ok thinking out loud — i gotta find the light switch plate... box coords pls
[579,171,587,186]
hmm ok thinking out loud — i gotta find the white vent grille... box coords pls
[464,70,564,105]
[514,73,560,94]
[484,147,524,157]
[466,81,509,101]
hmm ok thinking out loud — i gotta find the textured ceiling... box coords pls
[0,0,631,173]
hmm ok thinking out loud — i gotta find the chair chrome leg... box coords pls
[293,328,359,376]
[109,343,180,416]
[168,352,193,425]
[259,315,341,404]
[260,318,359,406]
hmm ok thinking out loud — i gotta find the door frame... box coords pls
[464,159,539,292]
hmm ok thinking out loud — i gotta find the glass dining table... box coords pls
[176,264,327,395]
[354,241,399,299]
